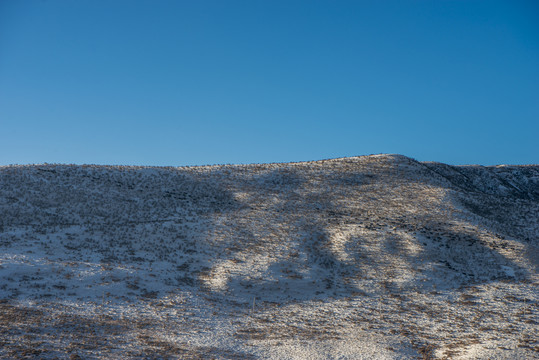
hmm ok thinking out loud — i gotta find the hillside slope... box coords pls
[0,154,538,359]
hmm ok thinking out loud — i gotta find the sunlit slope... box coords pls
[0,154,537,359]
[1,155,536,296]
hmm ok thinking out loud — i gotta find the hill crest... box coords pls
[0,154,537,359]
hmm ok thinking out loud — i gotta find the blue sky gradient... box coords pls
[1,0,538,166]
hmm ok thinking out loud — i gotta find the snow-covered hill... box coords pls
[1,154,537,359]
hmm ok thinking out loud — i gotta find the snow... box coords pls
[0,154,538,359]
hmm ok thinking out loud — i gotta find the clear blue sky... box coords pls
[1,0,538,166]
